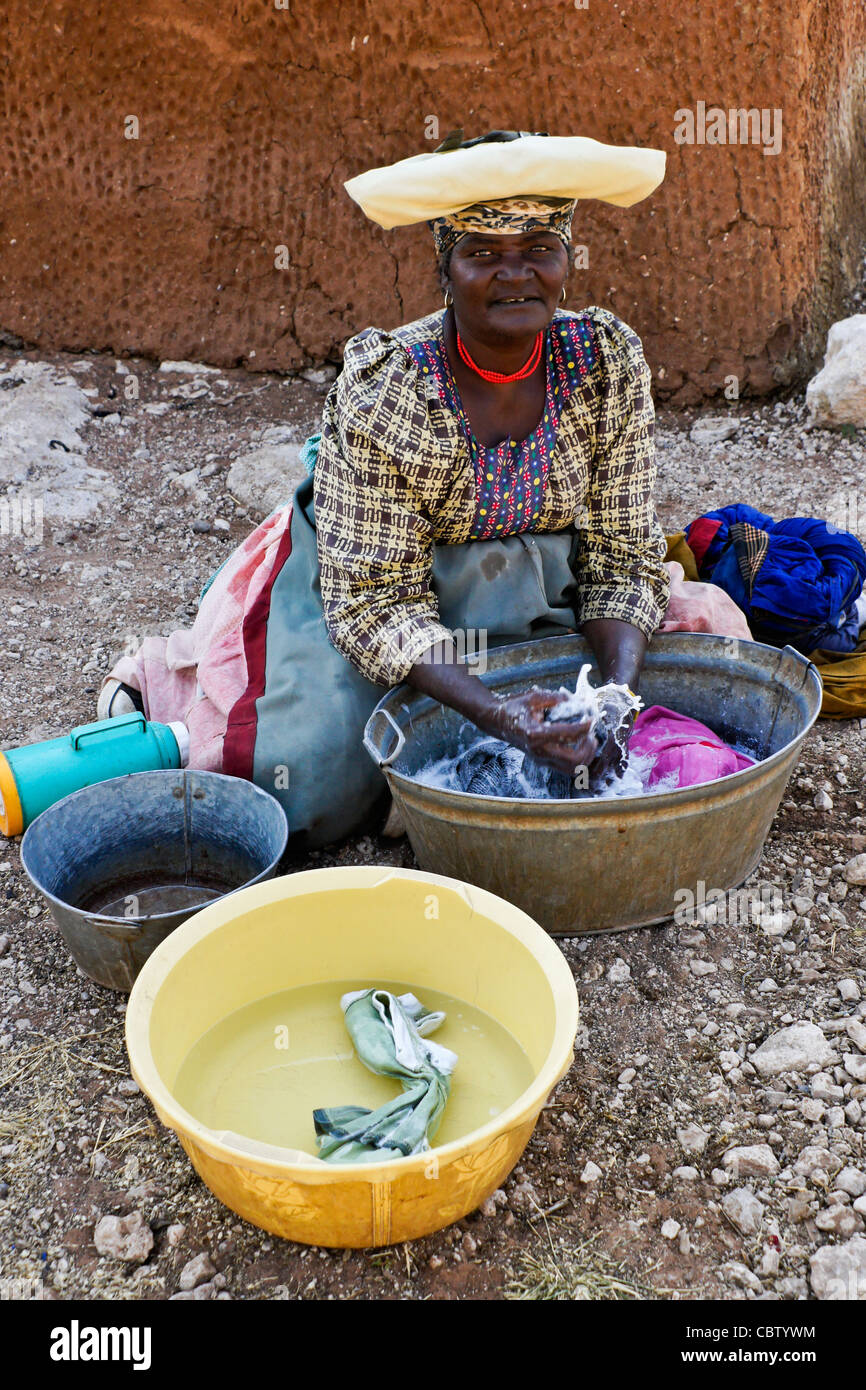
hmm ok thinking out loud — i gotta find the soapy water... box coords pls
[414,664,681,802]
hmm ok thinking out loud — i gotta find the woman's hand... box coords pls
[488,688,603,779]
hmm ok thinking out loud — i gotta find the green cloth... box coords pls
[313,989,457,1163]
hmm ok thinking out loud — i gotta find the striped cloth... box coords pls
[313,305,671,688]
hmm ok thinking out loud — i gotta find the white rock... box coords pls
[806,315,866,428]
[158,360,220,375]
[810,1235,866,1299]
[760,912,794,937]
[580,1161,602,1183]
[844,1053,866,1083]
[838,979,861,1002]
[226,439,306,520]
[760,1243,781,1278]
[179,1252,217,1291]
[842,853,866,886]
[93,1212,153,1263]
[690,416,739,445]
[854,1195,866,1217]
[673,1166,699,1181]
[750,1023,834,1078]
[661,1219,681,1239]
[845,1019,866,1053]
[834,1167,866,1198]
[722,1188,764,1235]
[794,1146,844,1178]
[170,468,200,492]
[815,1206,864,1237]
[0,361,117,521]
[814,790,833,811]
[677,1123,709,1154]
[722,1144,780,1178]
[812,1072,845,1102]
[724,1261,762,1293]
[606,958,631,984]
[689,959,717,976]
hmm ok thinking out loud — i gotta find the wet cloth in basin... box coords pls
[628,705,755,788]
[313,989,456,1163]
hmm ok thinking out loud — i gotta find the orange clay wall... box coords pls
[1,0,864,402]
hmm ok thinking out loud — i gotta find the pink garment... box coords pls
[629,704,756,789]
[659,561,752,640]
[101,503,294,770]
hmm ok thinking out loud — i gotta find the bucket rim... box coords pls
[124,865,580,1180]
[20,768,289,925]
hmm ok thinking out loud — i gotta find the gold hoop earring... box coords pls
[444,289,453,309]
[559,286,567,304]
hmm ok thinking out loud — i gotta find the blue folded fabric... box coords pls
[687,504,866,654]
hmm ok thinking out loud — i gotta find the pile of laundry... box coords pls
[682,504,866,655]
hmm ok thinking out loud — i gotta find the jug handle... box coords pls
[70,713,147,748]
[362,708,406,768]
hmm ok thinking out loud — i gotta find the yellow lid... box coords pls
[0,752,23,837]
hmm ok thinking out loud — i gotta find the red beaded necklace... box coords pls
[456,328,544,383]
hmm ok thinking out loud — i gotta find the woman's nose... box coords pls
[494,256,534,281]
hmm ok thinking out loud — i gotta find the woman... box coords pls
[315,129,669,784]
[100,130,686,846]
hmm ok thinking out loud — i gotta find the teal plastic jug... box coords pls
[0,713,190,836]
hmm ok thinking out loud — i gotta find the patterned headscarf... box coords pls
[430,195,576,262]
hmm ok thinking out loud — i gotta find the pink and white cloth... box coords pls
[101,503,293,771]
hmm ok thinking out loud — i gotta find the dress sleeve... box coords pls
[572,308,671,637]
[313,330,456,688]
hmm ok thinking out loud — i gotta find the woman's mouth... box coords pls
[491,295,539,306]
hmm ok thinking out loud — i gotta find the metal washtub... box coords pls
[362,633,823,936]
[21,770,289,991]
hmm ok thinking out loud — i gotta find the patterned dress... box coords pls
[405,316,599,541]
[313,304,670,688]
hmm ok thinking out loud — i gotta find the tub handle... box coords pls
[773,644,821,691]
[71,712,147,748]
[362,708,406,769]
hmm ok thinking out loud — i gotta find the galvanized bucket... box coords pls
[21,769,289,990]
[362,633,823,936]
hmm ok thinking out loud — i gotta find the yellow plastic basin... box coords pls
[125,865,579,1248]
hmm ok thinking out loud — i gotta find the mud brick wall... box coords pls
[1,1,865,402]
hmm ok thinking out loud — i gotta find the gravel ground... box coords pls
[1,341,865,1302]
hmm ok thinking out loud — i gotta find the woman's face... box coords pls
[445,229,569,342]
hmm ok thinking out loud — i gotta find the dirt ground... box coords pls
[1,337,865,1302]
